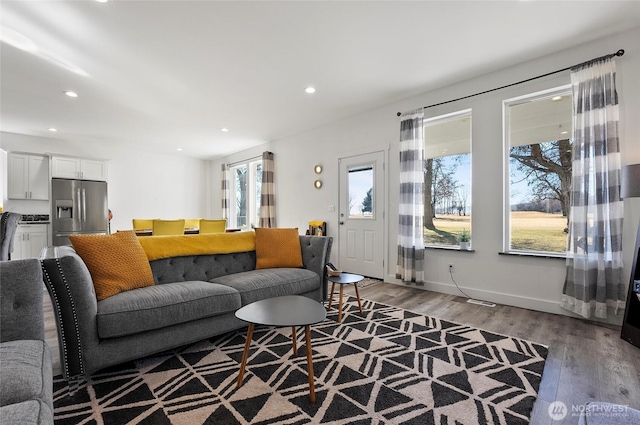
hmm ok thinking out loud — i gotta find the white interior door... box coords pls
[338,151,385,278]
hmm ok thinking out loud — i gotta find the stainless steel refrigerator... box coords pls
[51,178,108,246]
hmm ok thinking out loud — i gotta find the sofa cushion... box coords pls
[211,268,319,305]
[255,228,304,269]
[0,399,53,425]
[97,281,242,338]
[0,340,52,411]
[69,230,155,300]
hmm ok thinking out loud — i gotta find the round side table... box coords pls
[326,273,364,323]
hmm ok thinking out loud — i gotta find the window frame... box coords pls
[347,163,376,219]
[423,108,473,248]
[229,159,262,229]
[502,84,572,256]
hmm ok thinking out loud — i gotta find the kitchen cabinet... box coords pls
[13,224,48,260]
[7,153,49,200]
[51,156,108,181]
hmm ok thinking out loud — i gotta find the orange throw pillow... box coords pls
[255,228,303,269]
[69,231,155,300]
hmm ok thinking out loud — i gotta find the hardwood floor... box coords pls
[43,282,640,425]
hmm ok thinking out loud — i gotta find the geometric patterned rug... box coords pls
[53,296,548,425]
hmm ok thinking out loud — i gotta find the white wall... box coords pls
[2,28,637,323]
[211,27,640,323]
[0,132,211,233]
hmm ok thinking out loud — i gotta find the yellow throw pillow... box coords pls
[69,231,155,301]
[255,228,303,269]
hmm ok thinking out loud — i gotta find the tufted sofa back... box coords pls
[150,252,256,284]
[149,235,332,300]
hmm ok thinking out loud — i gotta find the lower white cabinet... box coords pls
[13,224,48,260]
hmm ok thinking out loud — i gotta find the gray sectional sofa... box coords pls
[0,258,54,424]
[40,235,332,383]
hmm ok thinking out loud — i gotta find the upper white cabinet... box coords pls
[7,153,49,200]
[51,156,108,181]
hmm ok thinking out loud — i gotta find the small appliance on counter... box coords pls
[19,214,50,224]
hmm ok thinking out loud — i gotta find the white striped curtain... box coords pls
[221,164,230,221]
[259,151,276,228]
[561,57,624,319]
[396,109,425,284]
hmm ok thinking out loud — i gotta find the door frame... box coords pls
[337,148,388,279]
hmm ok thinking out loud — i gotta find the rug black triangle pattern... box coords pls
[53,296,548,424]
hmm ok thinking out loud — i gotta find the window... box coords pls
[348,165,374,218]
[504,86,572,254]
[229,160,262,229]
[423,110,472,247]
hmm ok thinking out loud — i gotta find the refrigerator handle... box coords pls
[82,188,87,222]
[76,188,82,222]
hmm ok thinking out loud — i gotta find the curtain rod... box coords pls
[226,154,263,168]
[396,49,625,116]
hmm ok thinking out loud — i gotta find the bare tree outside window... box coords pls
[506,88,572,253]
[423,111,472,246]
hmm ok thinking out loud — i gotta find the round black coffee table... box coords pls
[235,295,327,402]
[327,273,364,323]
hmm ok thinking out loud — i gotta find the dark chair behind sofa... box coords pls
[0,212,20,260]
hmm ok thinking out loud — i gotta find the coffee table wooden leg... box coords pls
[327,282,336,310]
[237,323,254,387]
[291,326,298,356]
[338,284,344,323]
[354,283,363,313]
[304,325,316,402]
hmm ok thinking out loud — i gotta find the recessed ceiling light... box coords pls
[551,96,563,101]
[48,128,58,132]
[64,91,78,98]
[96,0,109,2]
[176,148,182,151]
[221,128,229,132]
[561,131,569,135]
[305,87,316,94]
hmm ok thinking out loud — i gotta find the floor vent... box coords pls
[467,299,496,308]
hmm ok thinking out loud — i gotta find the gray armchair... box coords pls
[0,212,20,260]
[0,258,53,424]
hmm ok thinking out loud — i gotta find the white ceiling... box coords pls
[1,1,639,160]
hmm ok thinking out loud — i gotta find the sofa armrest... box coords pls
[40,246,99,379]
[299,235,333,301]
[0,259,45,343]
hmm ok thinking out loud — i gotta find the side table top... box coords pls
[326,273,365,284]
[235,295,326,327]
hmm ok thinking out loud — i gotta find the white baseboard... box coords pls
[384,274,624,326]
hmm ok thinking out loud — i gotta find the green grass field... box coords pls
[423,212,568,252]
